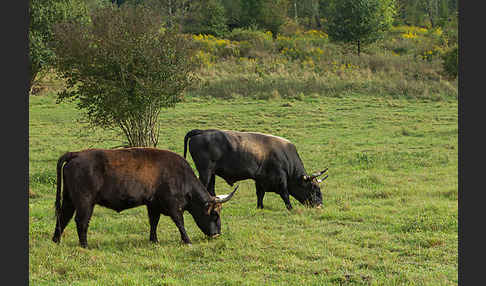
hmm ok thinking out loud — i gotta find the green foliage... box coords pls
[441,46,458,79]
[52,5,197,147]
[239,0,262,27]
[256,0,290,38]
[222,0,288,37]
[394,0,457,27]
[228,28,274,57]
[183,0,229,37]
[326,0,396,55]
[28,0,92,90]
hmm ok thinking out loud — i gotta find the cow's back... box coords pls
[63,148,195,211]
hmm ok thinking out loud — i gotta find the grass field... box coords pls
[29,92,457,285]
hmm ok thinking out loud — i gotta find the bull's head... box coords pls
[196,185,239,238]
[297,168,328,208]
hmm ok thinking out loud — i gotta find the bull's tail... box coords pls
[183,129,204,158]
[55,152,78,223]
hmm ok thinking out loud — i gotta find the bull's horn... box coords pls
[310,168,328,179]
[214,185,239,203]
[317,174,329,183]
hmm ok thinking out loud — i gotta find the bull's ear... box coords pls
[206,202,214,215]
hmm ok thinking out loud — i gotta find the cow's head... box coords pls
[295,168,328,208]
[194,185,239,237]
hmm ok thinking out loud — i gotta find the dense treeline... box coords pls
[29,0,458,85]
[112,0,458,31]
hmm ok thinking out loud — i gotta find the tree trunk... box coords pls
[357,40,361,56]
[168,0,173,28]
[294,1,298,23]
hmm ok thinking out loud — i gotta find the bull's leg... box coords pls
[194,159,216,196]
[208,174,216,196]
[198,170,216,196]
[255,181,265,209]
[147,205,161,243]
[74,203,95,248]
[52,191,75,244]
[169,211,191,244]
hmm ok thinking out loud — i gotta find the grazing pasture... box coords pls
[29,92,457,285]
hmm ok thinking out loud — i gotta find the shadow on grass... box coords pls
[61,233,228,250]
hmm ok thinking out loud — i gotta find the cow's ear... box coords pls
[302,175,310,182]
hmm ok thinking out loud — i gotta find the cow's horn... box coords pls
[214,185,239,203]
[310,168,328,179]
[317,174,329,183]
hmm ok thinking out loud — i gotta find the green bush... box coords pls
[441,46,458,79]
[228,28,273,48]
[227,28,274,57]
[53,5,198,147]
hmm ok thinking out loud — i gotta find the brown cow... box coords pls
[52,147,238,248]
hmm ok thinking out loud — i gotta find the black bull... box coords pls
[52,148,238,248]
[183,129,328,210]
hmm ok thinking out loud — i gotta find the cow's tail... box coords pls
[55,152,78,222]
[183,129,204,158]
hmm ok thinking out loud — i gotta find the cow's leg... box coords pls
[276,176,292,210]
[147,205,161,243]
[255,181,265,209]
[74,202,95,248]
[169,211,191,244]
[279,191,293,210]
[52,191,75,244]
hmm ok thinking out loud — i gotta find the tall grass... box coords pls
[188,25,457,101]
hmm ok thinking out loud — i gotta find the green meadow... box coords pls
[29,91,457,285]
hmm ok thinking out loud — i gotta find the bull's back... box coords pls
[189,130,294,180]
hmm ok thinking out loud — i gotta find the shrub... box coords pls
[276,31,328,62]
[228,28,274,57]
[192,34,237,56]
[228,28,273,49]
[279,18,304,36]
[53,5,198,147]
[441,46,458,79]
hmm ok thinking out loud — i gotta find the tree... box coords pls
[290,0,321,28]
[220,0,288,37]
[126,0,192,28]
[52,5,197,147]
[28,0,92,93]
[326,0,396,56]
[258,0,289,38]
[182,0,228,37]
